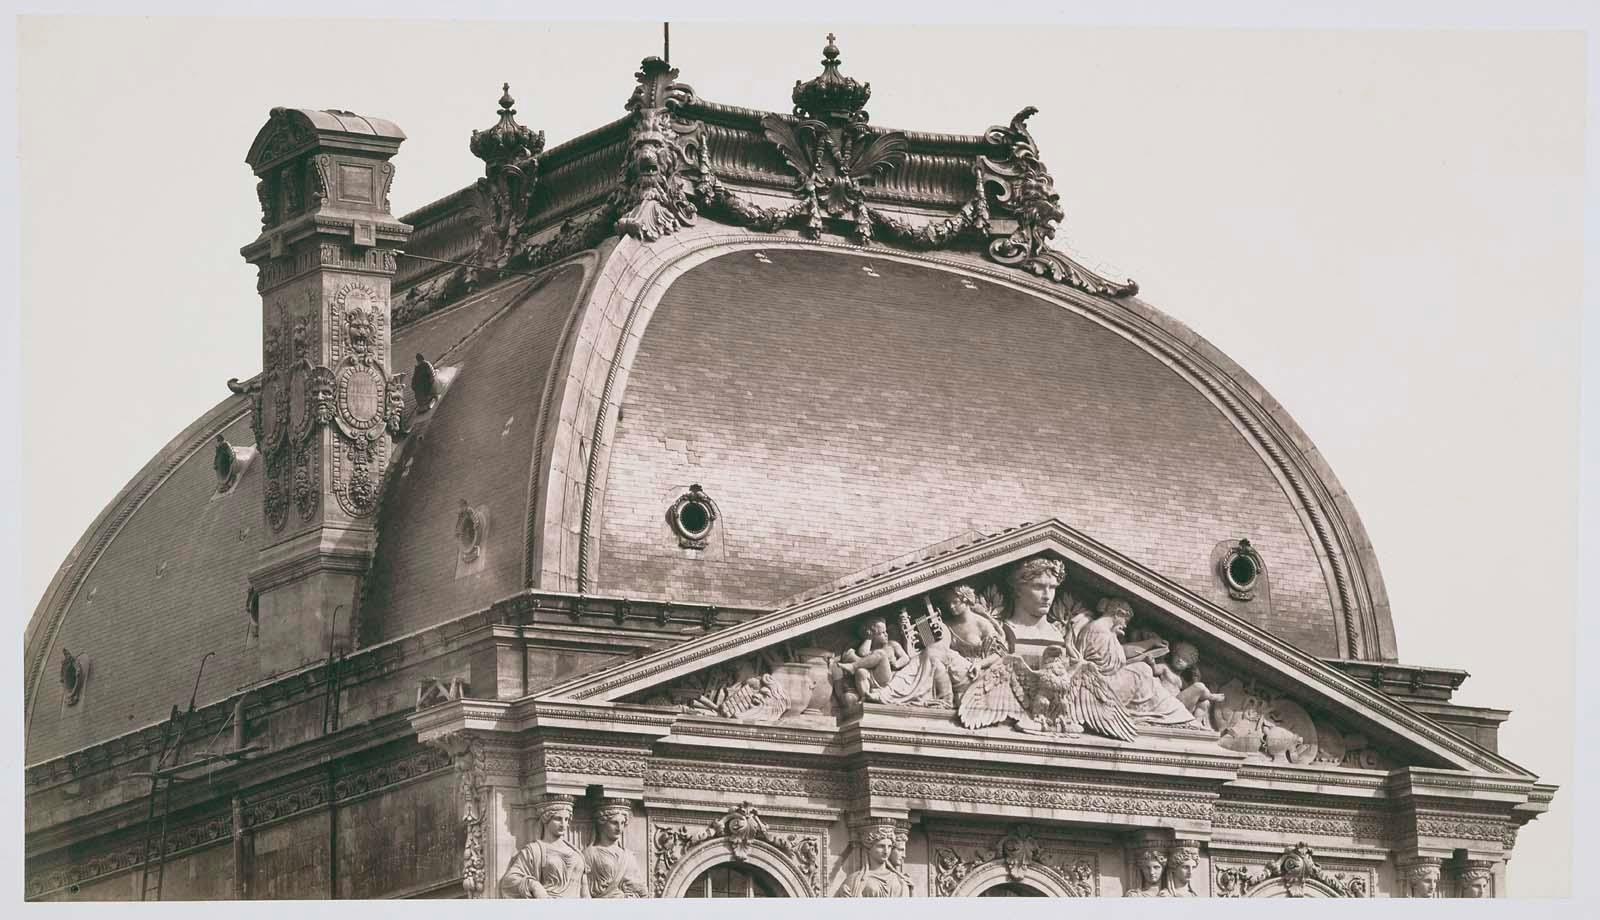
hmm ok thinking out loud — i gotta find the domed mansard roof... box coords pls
[23,48,1397,765]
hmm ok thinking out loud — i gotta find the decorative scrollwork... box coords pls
[1214,843,1368,898]
[613,59,703,243]
[977,107,1137,297]
[933,825,1096,897]
[650,803,821,896]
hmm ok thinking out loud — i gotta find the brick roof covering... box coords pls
[595,248,1349,654]
[24,275,540,763]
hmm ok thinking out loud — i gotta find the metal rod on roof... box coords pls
[390,250,548,279]
[663,22,670,63]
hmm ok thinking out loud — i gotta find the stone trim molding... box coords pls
[654,836,812,898]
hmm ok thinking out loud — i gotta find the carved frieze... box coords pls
[867,765,1215,822]
[1213,800,1391,841]
[26,809,236,900]
[646,756,850,802]
[536,734,651,781]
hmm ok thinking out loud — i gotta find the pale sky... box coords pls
[12,13,1587,901]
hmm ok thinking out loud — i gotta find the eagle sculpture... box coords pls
[957,628,1139,743]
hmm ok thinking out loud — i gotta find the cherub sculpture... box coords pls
[957,628,1139,742]
[838,615,911,704]
[1151,640,1225,729]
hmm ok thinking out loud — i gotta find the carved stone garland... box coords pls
[254,298,293,532]
[422,731,489,898]
[1214,843,1368,898]
[650,802,822,897]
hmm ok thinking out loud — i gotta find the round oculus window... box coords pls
[667,484,718,549]
[1222,539,1264,600]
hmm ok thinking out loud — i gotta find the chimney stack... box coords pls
[240,108,412,675]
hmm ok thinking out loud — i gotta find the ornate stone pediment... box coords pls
[539,521,1528,780]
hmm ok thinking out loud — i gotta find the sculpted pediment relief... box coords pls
[541,520,1527,778]
[617,554,1388,769]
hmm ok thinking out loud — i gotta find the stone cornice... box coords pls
[1385,766,1537,806]
[1323,658,1471,703]
[26,710,419,855]
[844,708,1245,780]
[26,587,754,787]
[1230,763,1391,798]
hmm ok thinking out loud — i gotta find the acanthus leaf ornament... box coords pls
[977,107,1138,297]
[293,442,318,521]
[760,35,908,244]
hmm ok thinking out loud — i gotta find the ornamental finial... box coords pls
[792,31,871,123]
[470,82,545,173]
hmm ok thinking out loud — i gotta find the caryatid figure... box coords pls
[837,824,911,897]
[1403,861,1441,898]
[500,795,587,898]
[1457,862,1494,898]
[1125,847,1166,897]
[584,799,647,898]
[1160,845,1200,897]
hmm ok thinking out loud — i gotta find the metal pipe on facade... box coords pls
[231,695,247,900]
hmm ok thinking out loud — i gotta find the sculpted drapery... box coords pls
[501,796,587,899]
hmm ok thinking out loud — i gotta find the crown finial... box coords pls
[792,31,871,123]
[470,81,544,171]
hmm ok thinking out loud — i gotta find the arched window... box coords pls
[683,864,783,898]
[979,882,1046,896]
